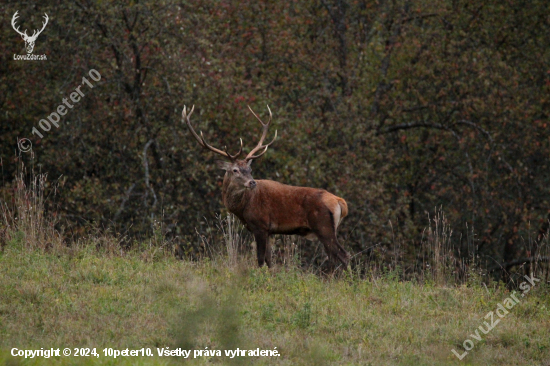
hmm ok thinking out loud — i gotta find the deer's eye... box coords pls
[233,169,239,173]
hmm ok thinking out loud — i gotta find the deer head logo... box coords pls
[11,11,49,54]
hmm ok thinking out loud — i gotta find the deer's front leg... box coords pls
[265,236,272,268]
[253,230,269,267]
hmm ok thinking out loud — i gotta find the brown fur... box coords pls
[182,104,350,268]
[220,160,350,268]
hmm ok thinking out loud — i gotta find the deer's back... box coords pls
[244,179,345,234]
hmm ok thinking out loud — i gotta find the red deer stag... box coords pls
[182,105,350,268]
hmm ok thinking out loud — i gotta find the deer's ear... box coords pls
[216,160,232,170]
[247,159,253,166]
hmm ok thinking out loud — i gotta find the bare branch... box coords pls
[378,122,449,134]
[488,257,550,273]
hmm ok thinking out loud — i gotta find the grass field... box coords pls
[0,235,549,366]
[1,168,549,365]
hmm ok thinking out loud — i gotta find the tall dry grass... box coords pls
[419,209,462,284]
[216,213,249,267]
[0,160,63,251]
[1,160,548,285]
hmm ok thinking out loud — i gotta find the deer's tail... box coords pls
[335,197,348,228]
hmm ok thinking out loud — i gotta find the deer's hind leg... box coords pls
[313,211,350,267]
[317,232,350,267]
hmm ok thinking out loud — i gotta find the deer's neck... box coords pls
[221,175,253,218]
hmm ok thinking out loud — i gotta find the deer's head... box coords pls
[216,160,256,190]
[12,11,49,54]
[182,105,277,191]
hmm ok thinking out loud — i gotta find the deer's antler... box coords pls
[28,13,49,41]
[245,105,277,161]
[11,11,28,38]
[182,105,243,161]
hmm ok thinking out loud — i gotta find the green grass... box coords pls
[0,241,549,365]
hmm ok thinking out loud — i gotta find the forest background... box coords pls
[1,0,549,277]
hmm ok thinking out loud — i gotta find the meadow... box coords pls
[1,168,550,365]
[1,229,549,365]
[3,1,550,364]
[0,162,549,366]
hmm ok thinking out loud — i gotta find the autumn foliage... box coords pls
[1,0,549,275]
